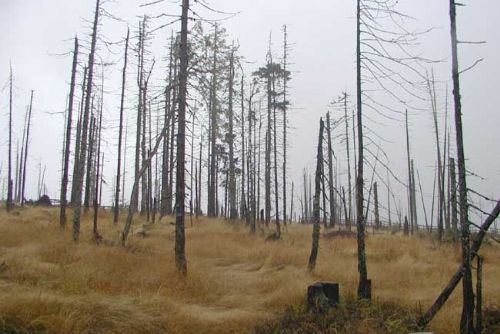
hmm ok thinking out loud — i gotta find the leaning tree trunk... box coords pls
[72,0,100,241]
[60,37,78,227]
[417,199,500,330]
[308,118,324,272]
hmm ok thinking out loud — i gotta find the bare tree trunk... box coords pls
[356,0,369,300]
[282,25,289,227]
[374,182,380,229]
[327,112,336,227]
[133,21,144,214]
[228,49,237,220]
[60,38,78,227]
[6,64,14,212]
[20,89,33,207]
[428,74,444,242]
[72,0,100,241]
[208,27,218,217]
[449,1,474,331]
[84,115,96,211]
[417,169,430,231]
[161,34,174,217]
[411,160,418,231]
[450,158,458,232]
[175,0,190,276]
[92,104,103,241]
[405,110,414,235]
[308,118,324,272]
[113,29,129,224]
[71,67,87,204]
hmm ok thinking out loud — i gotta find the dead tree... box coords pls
[450,158,458,231]
[228,48,237,219]
[113,28,129,224]
[373,182,380,228]
[72,0,100,241]
[175,0,190,275]
[356,0,369,299]
[450,1,474,331]
[282,25,290,226]
[6,64,14,212]
[417,199,500,330]
[405,110,414,235]
[308,118,324,272]
[71,67,87,204]
[92,104,103,241]
[326,112,335,227]
[427,74,444,241]
[343,93,353,230]
[59,37,78,227]
[21,89,33,206]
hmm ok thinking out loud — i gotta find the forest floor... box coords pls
[0,206,499,333]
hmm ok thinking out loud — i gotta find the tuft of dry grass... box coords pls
[0,207,499,333]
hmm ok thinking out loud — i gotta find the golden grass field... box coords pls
[0,207,498,333]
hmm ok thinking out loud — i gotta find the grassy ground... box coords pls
[0,207,498,333]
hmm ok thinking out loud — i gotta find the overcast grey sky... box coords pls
[1,0,499,223]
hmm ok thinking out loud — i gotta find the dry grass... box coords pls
[0,207,499,333]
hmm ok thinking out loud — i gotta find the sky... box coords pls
[1,0,499,226]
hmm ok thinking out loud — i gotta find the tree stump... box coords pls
[307,282,339,312]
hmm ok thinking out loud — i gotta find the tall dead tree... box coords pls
[72,0,100,241]
[175,0,190,276]
[161,34,174,216]
[356,0,369,300]
[428,74,444,241]
[326,112,336,227]
[59,37,78,227]
[113,28,129,224]
[207,27,219,217]
[343,93,352,230]
[228,48,237,219]
[282,25,289,226]
[21,90,33,206]
[6,64,14,212]
[374,182,380,228]
[449,1,474,331]
[405,110,414,235]
[307,118,324,272]
[71,66,87,204]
